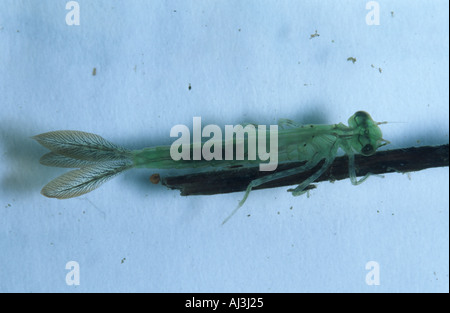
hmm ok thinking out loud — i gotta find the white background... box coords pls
[1,0,448,292]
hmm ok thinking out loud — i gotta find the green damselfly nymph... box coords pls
[33,111,388,223]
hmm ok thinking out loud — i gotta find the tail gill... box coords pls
[33,130,133,199]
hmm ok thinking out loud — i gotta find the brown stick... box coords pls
[161,144,449,196]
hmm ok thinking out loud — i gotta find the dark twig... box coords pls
[161,144,449,196]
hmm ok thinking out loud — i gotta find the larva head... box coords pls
[348,111,388,156]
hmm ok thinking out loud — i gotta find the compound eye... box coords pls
[354,111,369,126]
[361,144,374,155]
[354,111,369,119]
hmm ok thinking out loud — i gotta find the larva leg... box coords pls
[288,156,335,196]
[347,152,383,185]
[221,160,319,225]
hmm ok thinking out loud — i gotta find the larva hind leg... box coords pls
[221,160,319,225]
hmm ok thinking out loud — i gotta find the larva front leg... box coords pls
[347,152,384,186]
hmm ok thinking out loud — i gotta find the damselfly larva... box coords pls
[33,111,388,222]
